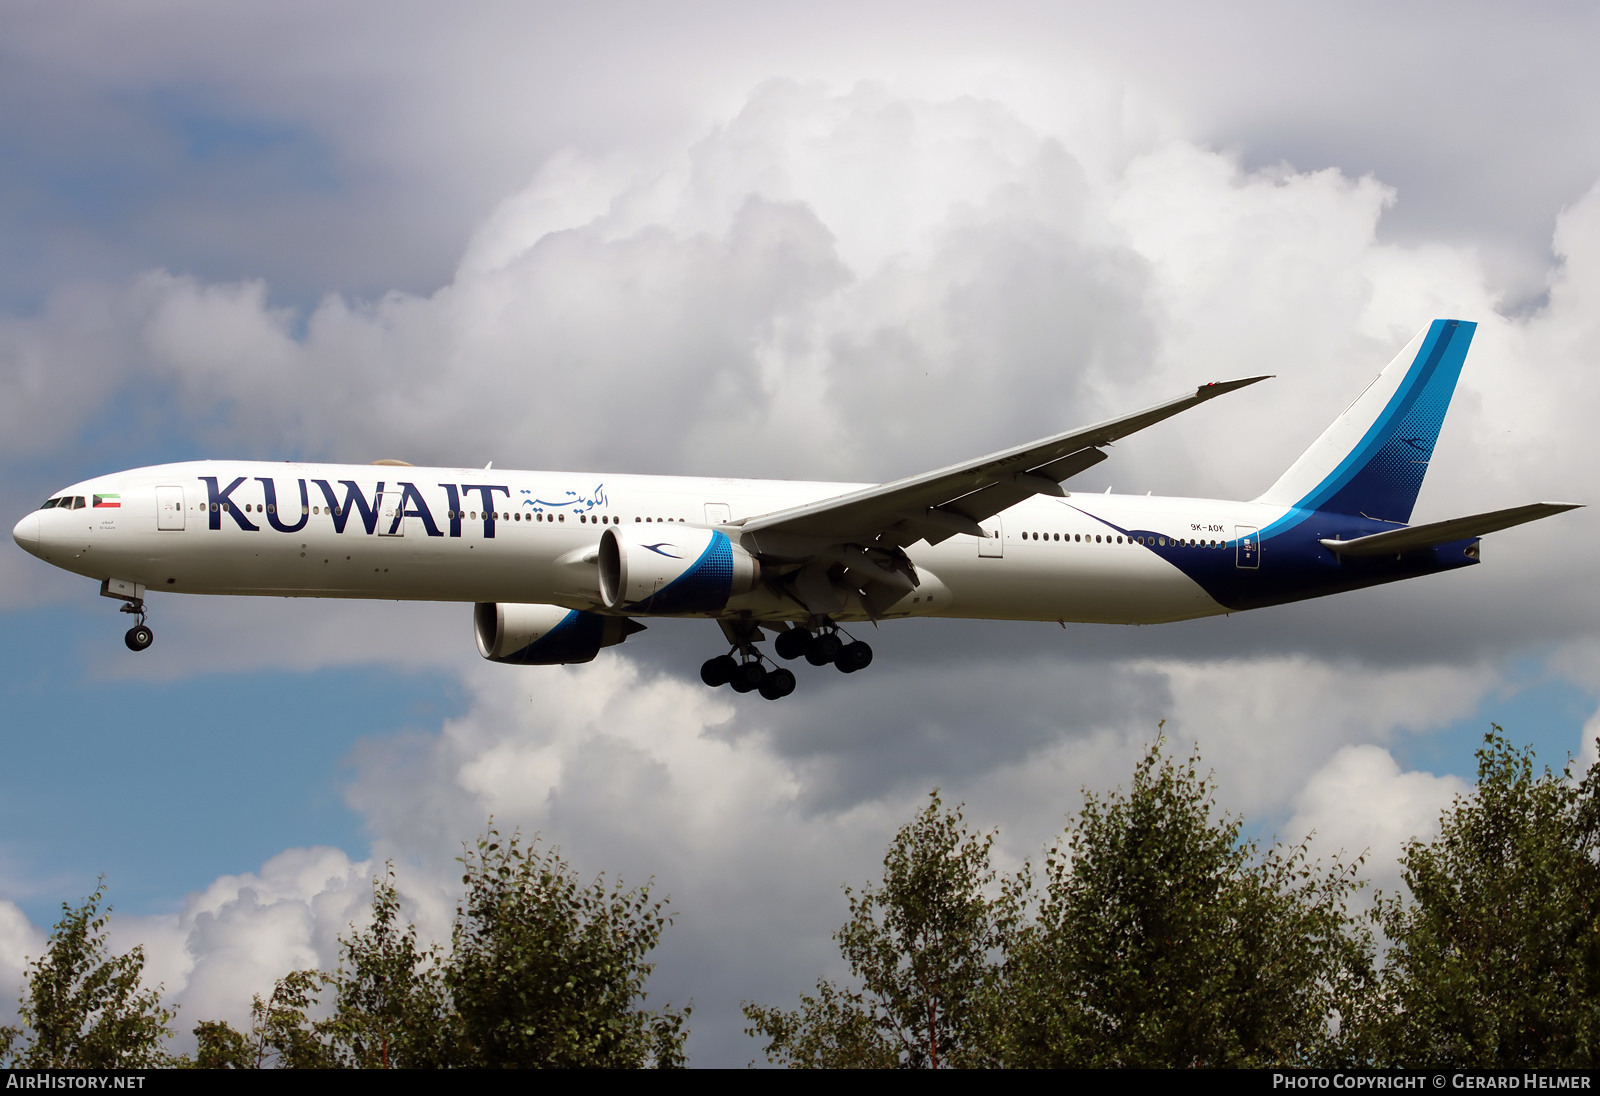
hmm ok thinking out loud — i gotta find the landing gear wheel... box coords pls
[758,667,797,700]
[806,632,842,666]
[836,640,873,674]
[730,662,766,693]
[700,655,738,687]
[774,629,812,661]
[124,624,154,652]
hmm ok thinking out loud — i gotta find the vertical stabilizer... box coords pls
[1255,319,1475,524]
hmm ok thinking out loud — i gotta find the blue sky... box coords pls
[3,1,1599,1065]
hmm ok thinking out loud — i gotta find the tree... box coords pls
[1363,729,1600,1067]
[189,872,440,1069]
[0,881,178,1068]
[1002,740,1372,1068]
[744,792,1004,1068]
[196,834,688,1068]
[320,869,452,1068]
[447,827,688,1068]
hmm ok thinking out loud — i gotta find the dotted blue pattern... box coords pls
[1298,320,1473,524]
[635,530,735,613]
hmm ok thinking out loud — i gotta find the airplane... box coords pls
[10,318,1579,700]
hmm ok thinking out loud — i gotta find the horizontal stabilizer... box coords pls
[1320,502,1582,556]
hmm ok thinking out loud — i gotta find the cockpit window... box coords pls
[40,498,60,509]
[71,497,86,510]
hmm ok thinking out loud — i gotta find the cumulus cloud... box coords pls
[0,899,45,1029]
[1288,744,1470,898]
[112,847,376,1034]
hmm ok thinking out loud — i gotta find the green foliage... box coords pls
[1363,728,1600,1067]
[1003,741,1372,1067]
[447,828,688,1068]
[744,792,1004,1068]
[204,838,688,1069]
[0,881,178,1068]
[320,869,452,1068]
[191,1019,252,1068]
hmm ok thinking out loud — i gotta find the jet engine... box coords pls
[473,602,642,665]
[598,525,761,613]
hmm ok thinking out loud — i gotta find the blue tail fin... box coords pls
[1256,319,1475,524]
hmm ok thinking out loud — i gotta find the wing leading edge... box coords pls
[737,376,1271,557]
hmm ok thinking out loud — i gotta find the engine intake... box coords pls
[598,525,760,613]
[474,602,642,665]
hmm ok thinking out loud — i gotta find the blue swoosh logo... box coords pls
[642,542,681,558]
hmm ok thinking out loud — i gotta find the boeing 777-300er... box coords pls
[11,319,1580,700]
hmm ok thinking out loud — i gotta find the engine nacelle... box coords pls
[474,602,642,665]
[598,525,761,613]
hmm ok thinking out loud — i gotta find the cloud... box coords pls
[104,847,380,1038]
[1288,744,1470,897]
[0,899,45,1028]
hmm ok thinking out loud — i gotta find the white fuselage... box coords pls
[16,460,1289,626]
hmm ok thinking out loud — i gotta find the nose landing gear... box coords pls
[121,602,153,651]
[101,578,154,652]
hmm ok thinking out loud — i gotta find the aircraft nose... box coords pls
[12,512,40,556]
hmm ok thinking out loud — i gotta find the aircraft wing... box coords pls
[1319,502,1583,557]
[737,376,1271,555]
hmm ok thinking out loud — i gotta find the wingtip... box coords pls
[1198,375,1273,397]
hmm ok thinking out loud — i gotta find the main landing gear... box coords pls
[699,653,796,700]
[773,626,873,673]
[700,621,872,701]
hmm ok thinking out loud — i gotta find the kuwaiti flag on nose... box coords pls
[93,494,120,508]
